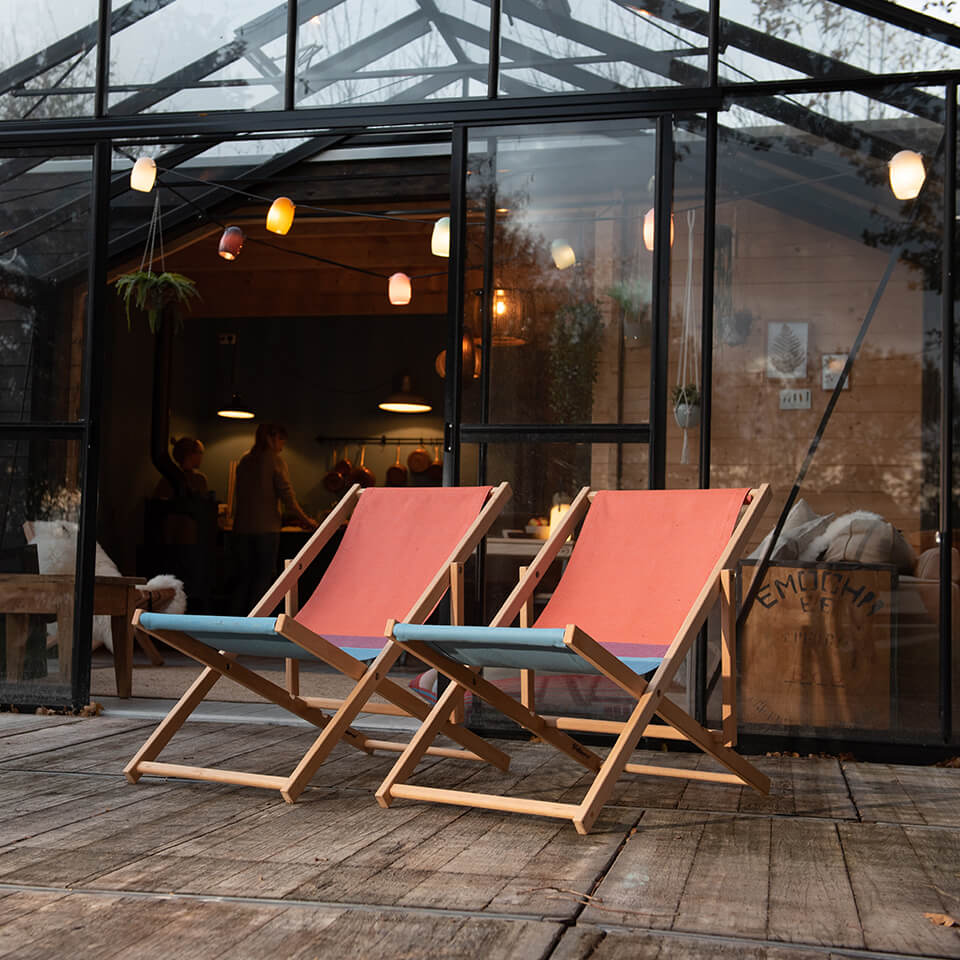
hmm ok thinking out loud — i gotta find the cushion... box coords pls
[749,499,834,563]
[822,513,917,574]
[915,546,960,582]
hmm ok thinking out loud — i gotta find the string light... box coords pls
[643,208,675,251]
[218,226,244,260]
[431,216,450,257]
[266,196,295,234]
[388,272,412,305]
[888,150,925,200]
[130,157,157,193]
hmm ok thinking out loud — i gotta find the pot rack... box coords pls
[315,435,444,446]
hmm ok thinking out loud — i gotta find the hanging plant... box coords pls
[671,383,701,429]
[115,270,199,333]
[114,192,199,333]
[605,276,651,344]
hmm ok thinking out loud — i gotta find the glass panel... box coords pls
[0,1,99,119]
[499,0,708,95]
[0,434,83,705]
[463,120,657,426]
[720,0,960,84]
[712,89,945,742]
[0,151,92,423]
[109,0,290,113]
[954,96,960,745]
[297,0,491,107]
[461,439,655,728]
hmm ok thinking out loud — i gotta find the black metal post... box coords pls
[649,114,673,490]
[443,125,468,487]
[285,0,298,111]
[940,82,956,743]
[487,0,502,99]
[707,0,720,88]
[694,109,719,724]
[72,140,111,708]
[94,0,110,118]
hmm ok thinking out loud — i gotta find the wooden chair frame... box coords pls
[124,482,513,802]
[375,484,772,834]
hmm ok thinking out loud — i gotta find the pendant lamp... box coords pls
[217,392,255,419]
[379,374,432,413]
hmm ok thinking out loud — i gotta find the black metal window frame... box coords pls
[0,1,953,740]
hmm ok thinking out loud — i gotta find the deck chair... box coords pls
[375,484,771,834]
[124,482,513,801]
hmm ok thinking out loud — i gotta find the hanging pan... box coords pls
[407,441,431,474]
[322,448,347,494]
[386,446,408,486]
[426,445,444,484]
[348,446,376,487]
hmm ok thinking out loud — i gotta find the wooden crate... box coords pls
[738,560,896,731]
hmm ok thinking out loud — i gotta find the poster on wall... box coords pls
[766,321,808,379]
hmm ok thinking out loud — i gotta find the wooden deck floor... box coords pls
[0,713,958,959]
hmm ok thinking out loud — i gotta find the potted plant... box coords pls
[671,383,701,429]
[605,276,651,344]
[115,269,199,333]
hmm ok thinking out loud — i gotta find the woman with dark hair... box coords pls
[230,423,316,614]
[153,436,208,498]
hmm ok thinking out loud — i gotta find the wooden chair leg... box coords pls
[377,679,467,808]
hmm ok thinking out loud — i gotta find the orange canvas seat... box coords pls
[125,482,512,802]
[375,484,771,834]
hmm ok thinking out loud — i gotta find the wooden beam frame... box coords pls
[375,485,772,834]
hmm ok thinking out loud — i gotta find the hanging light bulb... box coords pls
[431,216,450,257]
[888,149,926,200]
[550,238,576,270]
[130,156,157,193]
[217,392,255,419]
[643,208,675,251]
[388,272,412,305]
[493,288,507,317]
[218,226,245,261]
[266,196,295,235]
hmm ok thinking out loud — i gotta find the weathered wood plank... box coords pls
[767,819,863,948]
[839,820,960,956]
[673,815,771,938]
[842,761,925,824]
[0,718,153,764]
[582,809,709,927]
[0,715,82,740]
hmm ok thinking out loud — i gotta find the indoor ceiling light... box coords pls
[379,374,432,414]
[130,156,157,193]
[643,208,675,251]
[550,238,576,270]
[266,196,295,234]
[217,392,255,419]
[431,216,450,257]
[888,149,926,200]
[218,226,245,261]
[388,272,412,305]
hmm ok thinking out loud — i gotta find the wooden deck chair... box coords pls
[375,484,771,834]
[124,482,513,802]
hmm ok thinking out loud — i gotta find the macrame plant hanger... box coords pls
[140,193,166,276]
[675,207,700,464]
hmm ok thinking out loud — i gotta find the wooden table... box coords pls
[0,574,152,698]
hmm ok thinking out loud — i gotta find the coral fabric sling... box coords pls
[534,488,751,660]
[295,486,491,650]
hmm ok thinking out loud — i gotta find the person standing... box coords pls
[231,423,316,615]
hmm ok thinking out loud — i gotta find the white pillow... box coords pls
[749,499,834,563]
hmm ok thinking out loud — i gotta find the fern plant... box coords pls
[115,270,199,333]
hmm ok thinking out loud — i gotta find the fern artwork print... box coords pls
[766,321,808,380]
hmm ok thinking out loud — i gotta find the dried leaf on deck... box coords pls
[923,912,958,927]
